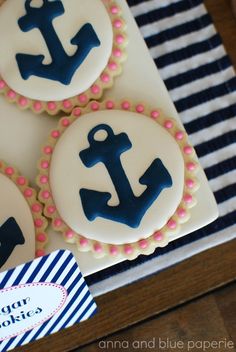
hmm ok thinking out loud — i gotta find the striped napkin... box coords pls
[87,0,236,296]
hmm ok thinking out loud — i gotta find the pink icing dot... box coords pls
[40,175,48,184]
[0,80,6,89]
[35,219,43,228]
[5,167,14,176]
[47,102,56,111]
[184,146,193,155]
[151,110,160,119]
[113,19,122,28]
[106,100,114,109]
[101,73,110,83]
[7,90,16,99]
[113,48,122,57]
[73,107,82,117]
[37,233,46,242]
[183,194,193,204]
[91,85,100,95]
[51,130,60,138]
[108,62,118,71]
[33,101,42,111]
[41,160,49,169]
[42,190,51,199]
[36,249,45,257]
[167,219,177,230]
[164,120,173,129]
[175,131,184,140]
[47,205,56,214]
[116,34,124,44]
[91,102,100,111]
[19,97,28,107]
[139,239,148,249]
[187,162,196,171]
[54,218,62,227]
[94,243,103,253]
[32,204,41,213]
[60,118,70,127]
[78,94,88,103]
[186,179,195,189]
[17,176,26,186]
[121,101,130,110]
[153,231,164,241]
[24,188,33,198]
[109,246,118,256]
[110,5,119,14]
[124,245,133,255]
[63,100,72,109]
[177,208,186,218]
[136,104,144,113]
[80,238,89,247]
[65,230,74,239]
[43,146,53,155]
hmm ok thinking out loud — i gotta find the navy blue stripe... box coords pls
[0,267,15,289]
[205,156,236,180]
[86,210,236,286]
[165,56,231,91]
[51,252,74,282]
[214,184,236,204]
[185,104,236,134]
[12,261,32,286]
[38,250,64,282]
[134,0,203,27]
[145,14,211,47]
[195,130,236,157]
[175,77,236,112]
[155,34,221,68]
[26,254,50,283]
[61,264,82,287]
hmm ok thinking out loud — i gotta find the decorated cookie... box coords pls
[0,161,48,272]
[37,100,199,260]
[0,0,127,115]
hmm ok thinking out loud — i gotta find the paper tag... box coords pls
[0,250,97,351]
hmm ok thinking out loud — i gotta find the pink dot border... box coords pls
[0,160,48,258]
[0,0,127,116]
[37,100,199,260]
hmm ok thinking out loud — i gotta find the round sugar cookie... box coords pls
[37,100,199,260]
[0,0,127,115]
[0,161,48,272]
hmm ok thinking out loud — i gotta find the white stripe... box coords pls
[209,170,236,193]
[140,4,205,39]
[190,116,236,146]
[66,296,94,327]
[150,23,216,65]
[179,91,236,124]
[80,302,97,322]
[218,197,236,217]
[170,66,234,101]
[130,0,182,17]
[199,143,236,169]
[90,224,236,297]
[40,251,70,282]
[159,40,224,81]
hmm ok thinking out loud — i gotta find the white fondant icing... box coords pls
[0,0,113,101]
[49,110,185,245]
[0,174,35,272]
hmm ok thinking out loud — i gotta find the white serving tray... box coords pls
[0,0,218,276]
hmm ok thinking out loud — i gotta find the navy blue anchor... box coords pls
[0,217,25,268]
[16,0,101,85]
[79,124,173,228]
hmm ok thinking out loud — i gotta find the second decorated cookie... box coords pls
[0,0,127,115]
[37,100,199,260]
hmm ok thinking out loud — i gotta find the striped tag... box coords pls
[0,250,97,351]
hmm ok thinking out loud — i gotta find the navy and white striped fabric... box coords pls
[87,0,236,296]
[0,250,97,352]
